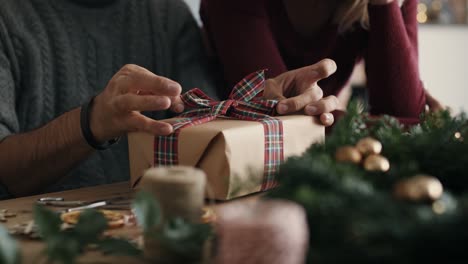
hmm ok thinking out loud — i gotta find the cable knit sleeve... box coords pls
[200,0,287,90]
[365,0,425,120]
[0,22,18,142]
[167,0,219,100]
[0,20,17,199]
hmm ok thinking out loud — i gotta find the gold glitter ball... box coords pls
[363,154,390,172]
[393,175,444,202]
[356,137,383,156]
[335,146,362,164]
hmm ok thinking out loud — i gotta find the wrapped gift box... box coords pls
[128,115,324,200]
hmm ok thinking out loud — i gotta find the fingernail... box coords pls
[305,105,318,115]
[159,125,173,135]
[323,113,332,121]
[174,103,184,113]
[167,83,181,94]
[155,97,169,107]
[277,103,288,114]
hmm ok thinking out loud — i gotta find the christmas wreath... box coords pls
[269,102,468,263]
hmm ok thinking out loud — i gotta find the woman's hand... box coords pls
[90,64,183,142]
[425,89,446,113]
[264,59,339,127]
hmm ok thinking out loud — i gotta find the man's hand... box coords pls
[0,64,187,196]
[264,59,339,126]
[90,64,183,142]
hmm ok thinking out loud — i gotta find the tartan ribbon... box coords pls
[154,70,284,190]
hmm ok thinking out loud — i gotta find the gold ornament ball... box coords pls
[393,175,444,202]
[363,154,390,172]
[356,137,383,156]
[335,146,362,164]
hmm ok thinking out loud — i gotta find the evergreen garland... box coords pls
[269,102,468,263]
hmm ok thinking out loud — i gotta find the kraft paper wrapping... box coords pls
[128,115,324,200]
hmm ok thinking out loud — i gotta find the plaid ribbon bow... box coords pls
[154,70,284,190]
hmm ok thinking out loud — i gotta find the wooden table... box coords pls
[0,182,159,263]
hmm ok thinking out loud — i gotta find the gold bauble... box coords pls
[363,154,390,172]
[335,146,362,164]
[393,175,444,202]
[356,137,382,156]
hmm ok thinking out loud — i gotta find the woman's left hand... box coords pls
[425,89,446,113]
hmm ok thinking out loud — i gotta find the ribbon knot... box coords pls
[179,70,278,120]
[211,99,239,116]
[154,70,284,190]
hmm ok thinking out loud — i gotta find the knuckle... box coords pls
[115,97,131,113]
[319,99,334,113]
[315,100,326,113]
[264,80,284,100]
[141,96,153,106]
[108,77,118,89]
[129,116,145,131]
[330,95,340,109]
[139,121,150,132]
[157,97,170,109]
[290,99,303,111]
[314,87,324,100]
[267,91,285,100]
[113,75,131,92]
[130,121,142,132]
[308,87,323,102]
[329,95,339,104]
[121,64,139,73]
[327,95,339,108]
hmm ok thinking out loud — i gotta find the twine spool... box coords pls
[214,199,309,264]
[140,166,206,222]
[140,166,208,262]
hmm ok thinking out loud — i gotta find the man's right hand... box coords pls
[89,64,183,142]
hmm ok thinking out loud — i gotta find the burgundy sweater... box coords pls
[200,0,426,121]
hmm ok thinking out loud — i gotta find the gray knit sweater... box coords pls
[0,0,217,197]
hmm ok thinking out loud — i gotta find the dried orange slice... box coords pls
[201,207,216,223]
[61,210,125,228]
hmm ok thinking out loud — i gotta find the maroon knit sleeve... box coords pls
[200,0,287,90]
[365,0,425,120]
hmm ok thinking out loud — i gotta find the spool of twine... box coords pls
[140,166,207,262]
[140,166,206,222]
[213,199,309,264]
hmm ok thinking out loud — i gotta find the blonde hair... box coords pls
[334,0,404,33]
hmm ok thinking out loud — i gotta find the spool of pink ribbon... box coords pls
[213,199,309,264]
